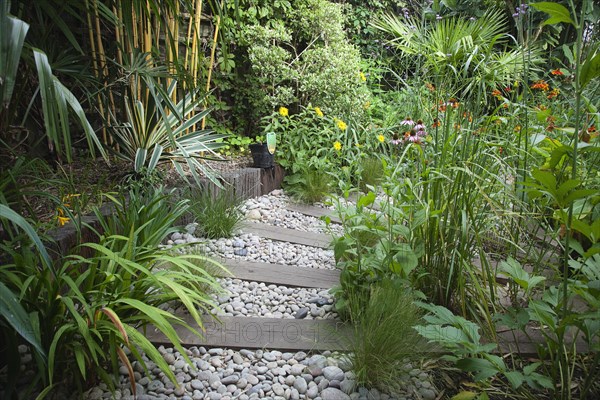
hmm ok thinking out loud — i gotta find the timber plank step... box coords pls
[242,223,332,249]
[286,203,342,224]
[145,315,351,351]
[218,258,340,289]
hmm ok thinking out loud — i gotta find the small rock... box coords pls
[321,388,351,400]
[339,379,355,394]
[294,307,309,319]
[294,377,308,394]
[247,210,261,220]
[322,366,344,382]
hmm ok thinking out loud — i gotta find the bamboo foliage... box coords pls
[80,0,223,146]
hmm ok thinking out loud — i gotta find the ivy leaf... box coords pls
[531,2,575,27]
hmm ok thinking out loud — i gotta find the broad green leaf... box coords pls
[0,12,29,107]
[504,370,525,389]
[531,2,574,26]
[0,282,46,360]
[456,357,501,381]
[0,204,53,273]
[579,50,600,89]
[357,191,376,208]
[451,391,478,400]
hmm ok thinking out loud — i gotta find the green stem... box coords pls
[558,2,584,399]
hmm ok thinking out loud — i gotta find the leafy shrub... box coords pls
[219,0,371,134]
[186,188,244,239]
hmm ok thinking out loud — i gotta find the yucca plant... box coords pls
[111,78,228,186]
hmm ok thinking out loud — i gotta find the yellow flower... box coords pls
[279,107,289,117]
[359,72,367,82]
[314,107,324,117]
[333,141,342,151]
[377,134,385,143]
[363,101,371,110]
[336,119,347,131]
[57,215,70,226]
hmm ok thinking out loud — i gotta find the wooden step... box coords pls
[218,258,340,289]
[286,203,342,224]
[144,315,351,351]
[242,223,332,249]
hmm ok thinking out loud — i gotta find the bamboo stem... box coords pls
[202,15,220,130]
[84,0,108,145]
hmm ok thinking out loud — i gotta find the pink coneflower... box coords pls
[414,119,426,131]
[404,130,421,144]
[400,117,415,126]
[391,132,402,145]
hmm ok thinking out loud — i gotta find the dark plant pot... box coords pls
[249,143,274,168]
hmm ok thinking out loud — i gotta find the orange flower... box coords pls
[492,89,502,98]
[514,125,521,132]
[547,88,560,99]
[432,118,441,128]
[438,103,447,112]
[425,82,436,91]
[551,69,564,76]
[531,80,549,91]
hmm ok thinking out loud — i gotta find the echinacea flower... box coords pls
[391,133,402,145]
[377,134,385,143]
[414,119,426,131]
[279,107,289,117]
[314,107,323,117]
[336,119,347,131]
[333,141,342,151]
[432,118,441,128]
[400,117,415,126]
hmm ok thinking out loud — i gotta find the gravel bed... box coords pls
[241,191,343,236]
[165,232,336,271]
[81,347,437,400]
[209,279,337,320]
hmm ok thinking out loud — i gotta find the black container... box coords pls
[249,143,274,168]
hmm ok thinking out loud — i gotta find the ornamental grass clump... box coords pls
[349,279,428,394]
[186,187,244,239]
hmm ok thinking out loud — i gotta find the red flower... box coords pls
[551,69,564,76]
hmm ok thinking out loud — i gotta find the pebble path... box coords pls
[77,190,437,399]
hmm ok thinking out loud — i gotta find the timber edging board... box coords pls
[144,315,351,351]
[286,203,342,224]
[242,223,332,249]
[217,258,340,289]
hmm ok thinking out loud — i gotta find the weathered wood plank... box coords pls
[287,203,342,224]
[242,223,332,249]
[217,258,340,289]
[144,315,351,351]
